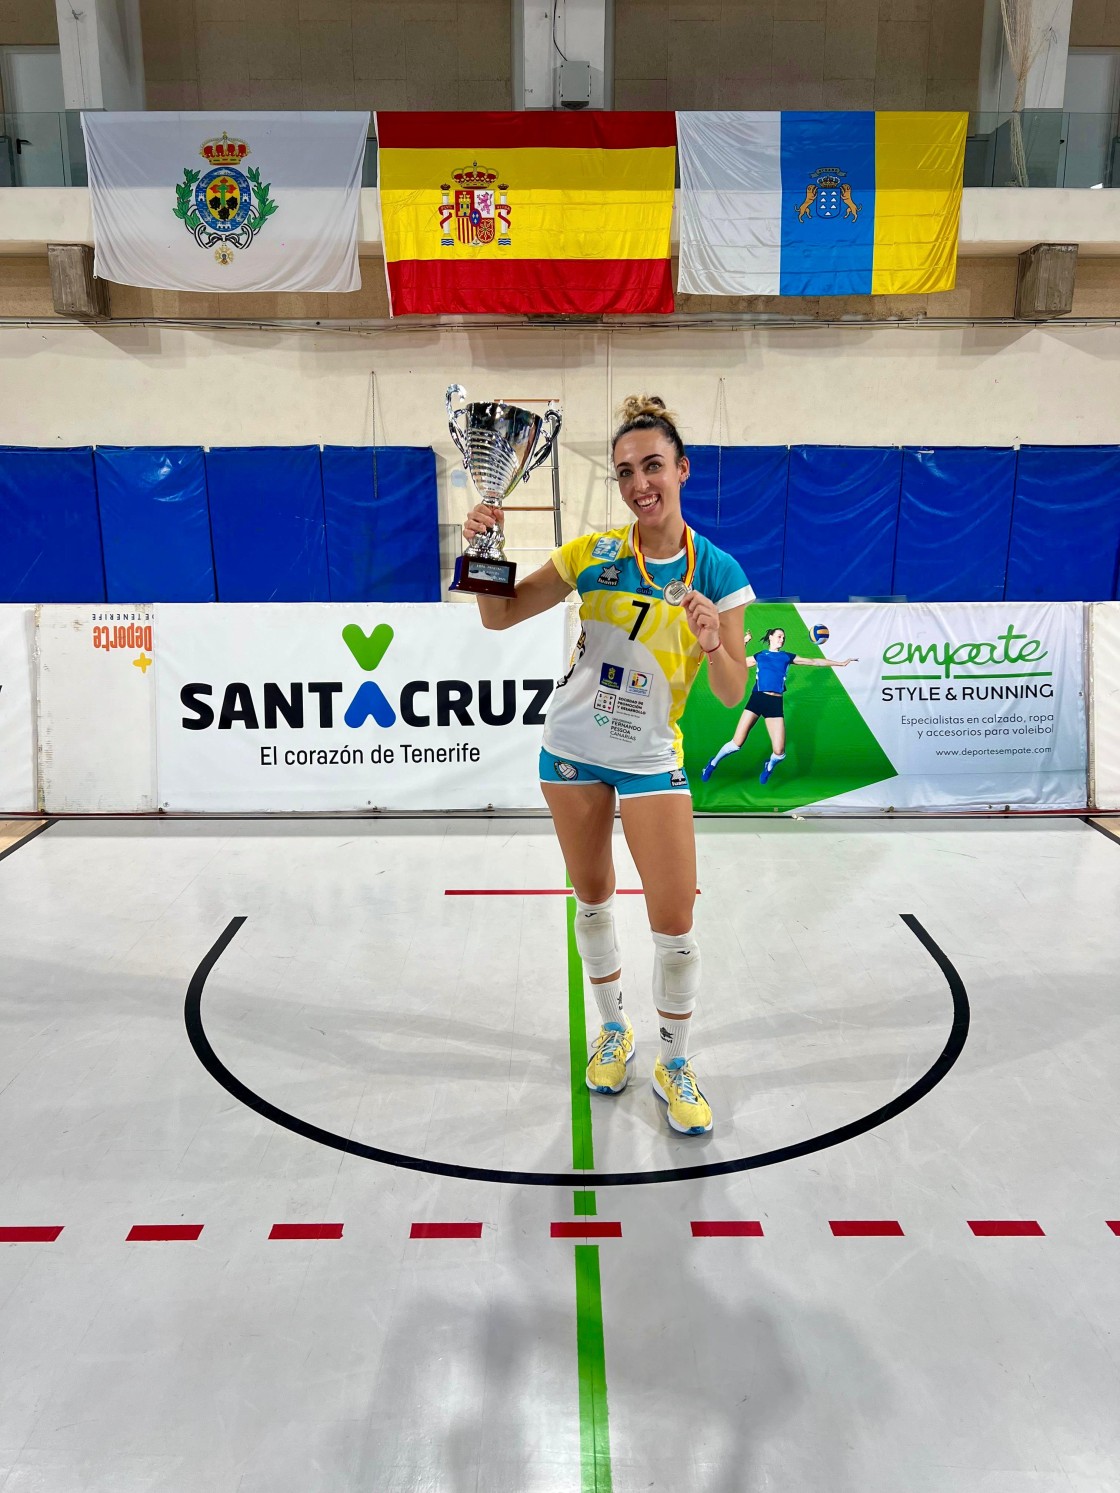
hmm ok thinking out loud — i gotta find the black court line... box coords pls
[0,820,55,867]
[1083,816,1120,846]
[186,912,970,1188]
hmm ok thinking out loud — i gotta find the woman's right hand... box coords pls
[463,502,503,543]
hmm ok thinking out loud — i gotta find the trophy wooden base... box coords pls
[450,554,518,598]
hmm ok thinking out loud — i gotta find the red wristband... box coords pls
[701,639,722,656]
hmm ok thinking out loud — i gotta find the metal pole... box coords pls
[551,436,562,547]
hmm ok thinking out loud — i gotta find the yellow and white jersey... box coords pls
[542,524,753,772]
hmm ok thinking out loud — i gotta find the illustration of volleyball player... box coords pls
[701,627,856,786]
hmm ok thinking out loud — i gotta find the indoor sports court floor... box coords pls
[2,813,1119,1492]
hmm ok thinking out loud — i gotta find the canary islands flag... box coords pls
[376,111,676,316]
[677,110,967,297]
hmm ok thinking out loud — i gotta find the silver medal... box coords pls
[662,579,690,606]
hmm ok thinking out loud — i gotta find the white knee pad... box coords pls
[651,928,701,1015]
[574,896,622,979]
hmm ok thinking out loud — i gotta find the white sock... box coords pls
[591,977,628,1028]
[711,740,739,766]
[658,1014,690,1065]
[765,751,786,768]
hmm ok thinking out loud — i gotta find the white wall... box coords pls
[2,320,1119,576]
[517,0,609,110]
[979,0,1073,111]
[55,0,144,110]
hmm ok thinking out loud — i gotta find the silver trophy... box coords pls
[447,384,562,597]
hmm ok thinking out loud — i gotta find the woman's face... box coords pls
[613,428,689,527]
[769,628,786,649]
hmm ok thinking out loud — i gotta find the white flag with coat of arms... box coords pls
[82,111,369,293]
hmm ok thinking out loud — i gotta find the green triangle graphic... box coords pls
[683,603,898,812]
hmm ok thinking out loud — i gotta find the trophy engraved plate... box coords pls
[447,384,561,597]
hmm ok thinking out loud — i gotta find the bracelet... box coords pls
[701,639,722,656]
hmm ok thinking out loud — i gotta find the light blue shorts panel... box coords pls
[539,748,690,798]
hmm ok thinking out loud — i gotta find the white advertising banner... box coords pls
[156,603,566,811]
[38,607,157,812]
[0,606,36,812]
[1090,602,1120,811]
[687,601,1089,813]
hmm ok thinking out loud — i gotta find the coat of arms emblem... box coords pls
[796,167,860,223]
[439,163,511,249]
[172,132,279,264]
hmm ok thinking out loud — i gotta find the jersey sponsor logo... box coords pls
[624,670,651,696]
[553,759,579,780]
[669,769,687,787]
[594,713,611,727]
[597,564,621,587]
[592,537,622,561]
[599,662,624,689]
[812,624,830,644]
[593,689,616,713]
[636,582,654,596]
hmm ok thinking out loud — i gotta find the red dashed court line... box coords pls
[830,1220,906,1237]
[127,1225,203,1242]
[268,1223,344,1241]
[551,1221,622,1239]
[968,1220,1045,1237]
[692,1221,765,1237]
[410,1223,483,1240]
[15,1219,1120,1241]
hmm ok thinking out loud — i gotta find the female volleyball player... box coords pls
[700,626,856,786]
[462,396,751,1134]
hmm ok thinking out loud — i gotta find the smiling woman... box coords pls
[458,395,754,1137]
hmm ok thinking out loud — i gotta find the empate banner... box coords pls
[156,604,565,811]
[0,606,36,811]
[686,602,1088,812]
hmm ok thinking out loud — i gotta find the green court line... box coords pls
[566,891,613,1490]
[575,1245,613,1493]
[567,893,596,1174]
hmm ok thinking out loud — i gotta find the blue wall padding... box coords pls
[684,445,789,600]
[95,447,215,602]
[0,446,105,602]
[1005,445,1120,601]
[322,446,440,602]
[782,445,903,601]
[205,446,329,602]
[894,447,1018,602]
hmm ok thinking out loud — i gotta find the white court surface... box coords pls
[1,815,1119,1493]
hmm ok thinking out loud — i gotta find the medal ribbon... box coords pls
[631,523,696,595]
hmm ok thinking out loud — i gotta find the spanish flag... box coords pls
[376,112,677,316]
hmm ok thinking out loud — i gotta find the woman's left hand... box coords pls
[682,590,721,654]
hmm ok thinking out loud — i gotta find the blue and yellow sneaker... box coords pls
[652,1056,713,1134]
[586,1022,635,1094]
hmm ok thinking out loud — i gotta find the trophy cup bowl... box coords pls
[447,384,562,597]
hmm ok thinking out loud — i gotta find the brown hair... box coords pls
[612,395,686,463]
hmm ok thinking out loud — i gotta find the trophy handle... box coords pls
[522,401,562,481]
[446,384,470,465]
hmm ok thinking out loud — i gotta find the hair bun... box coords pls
[617,393,675,426]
